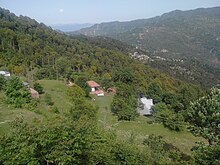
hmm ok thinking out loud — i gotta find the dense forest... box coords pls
[76,7,220,87]
[0,7,219,164]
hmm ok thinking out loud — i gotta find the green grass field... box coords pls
[0,93,42,135]
[38,80,73,114]
[0,80,71,135]
[0,80,202,155]
[94,95,203,154]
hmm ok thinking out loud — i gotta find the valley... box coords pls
[0,5,219,164]
[76,7,220,87]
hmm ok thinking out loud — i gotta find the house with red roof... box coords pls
[87,80,104,96]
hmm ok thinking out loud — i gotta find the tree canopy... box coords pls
[187,87,220,145]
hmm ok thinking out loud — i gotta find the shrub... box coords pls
[153,103,185,131]
[33,82,44,94]
[0,75,6,90]
[4,77,31,108]
[51,106,59,114]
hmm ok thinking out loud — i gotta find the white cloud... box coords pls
[59,9,64,13]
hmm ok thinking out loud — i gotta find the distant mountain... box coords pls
[51,23,93,32]
[74,7,220,87]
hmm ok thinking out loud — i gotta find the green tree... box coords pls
[111,95,138,121]
[33,82,44,94]
[113,68,134,84]
[4,77,31,108]
[55,57,70,80]
[143,134,191,164]
[153,103,185,131]
[192,141,220,165]
[67,84,86,102]
[111,142,150,165]
[74,74,90,96]
[111,84,138,121]
[162,92,184,112]
[0,118,94,164]
[187,87,220,145]
[146,81,164,103]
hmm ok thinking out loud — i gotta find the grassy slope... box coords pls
[0,80,202,154]
[0,80,71,135]
[38,80,73,114]
[95,95,202,154]
[0,93,42,134]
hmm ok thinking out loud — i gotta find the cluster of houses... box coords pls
[87,80,153,116]
[0,70,39,99]
[0,72,154,116]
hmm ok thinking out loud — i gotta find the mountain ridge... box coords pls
[73,6,220,87]
[76,6,220,63]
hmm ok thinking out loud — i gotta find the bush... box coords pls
[111,95,138,121]
[0,75,6,90]
[51,106,59,114]
[4,77,31,108]
[192,142,220,165]
[153,103,185,131]
[143,134,192,164]
[111,83,138,121]
[33,82,44,94]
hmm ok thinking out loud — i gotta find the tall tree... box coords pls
[187,87,220,145]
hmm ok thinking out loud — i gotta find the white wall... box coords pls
[91,87,95,92]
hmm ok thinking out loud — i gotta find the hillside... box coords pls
[76,7,220,87]
[1,7,217,164]
[0,80,201,154]
[0,7,203,97]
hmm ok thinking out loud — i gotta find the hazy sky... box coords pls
[0,0,219,25]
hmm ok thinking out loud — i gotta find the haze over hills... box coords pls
[74,6,220,87]
[51,23,93,32]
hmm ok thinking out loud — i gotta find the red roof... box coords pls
[87,81,100,87]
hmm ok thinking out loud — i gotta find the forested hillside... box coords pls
[0,7,202,99]
[76,7,220,87]
[0,7,219,164]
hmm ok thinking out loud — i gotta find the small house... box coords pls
[137,97,153,116]
[87,80,104,96]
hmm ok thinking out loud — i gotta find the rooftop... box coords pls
[87,81,100,87]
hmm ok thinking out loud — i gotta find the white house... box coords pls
[137,97,153,116]
[86,80,104,96]
[0,71,10,77]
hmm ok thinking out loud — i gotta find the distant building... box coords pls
[0,71,10,77]
[87,80,104,96]
[137,97,153,116]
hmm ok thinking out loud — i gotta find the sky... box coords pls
[0,0,220,25]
